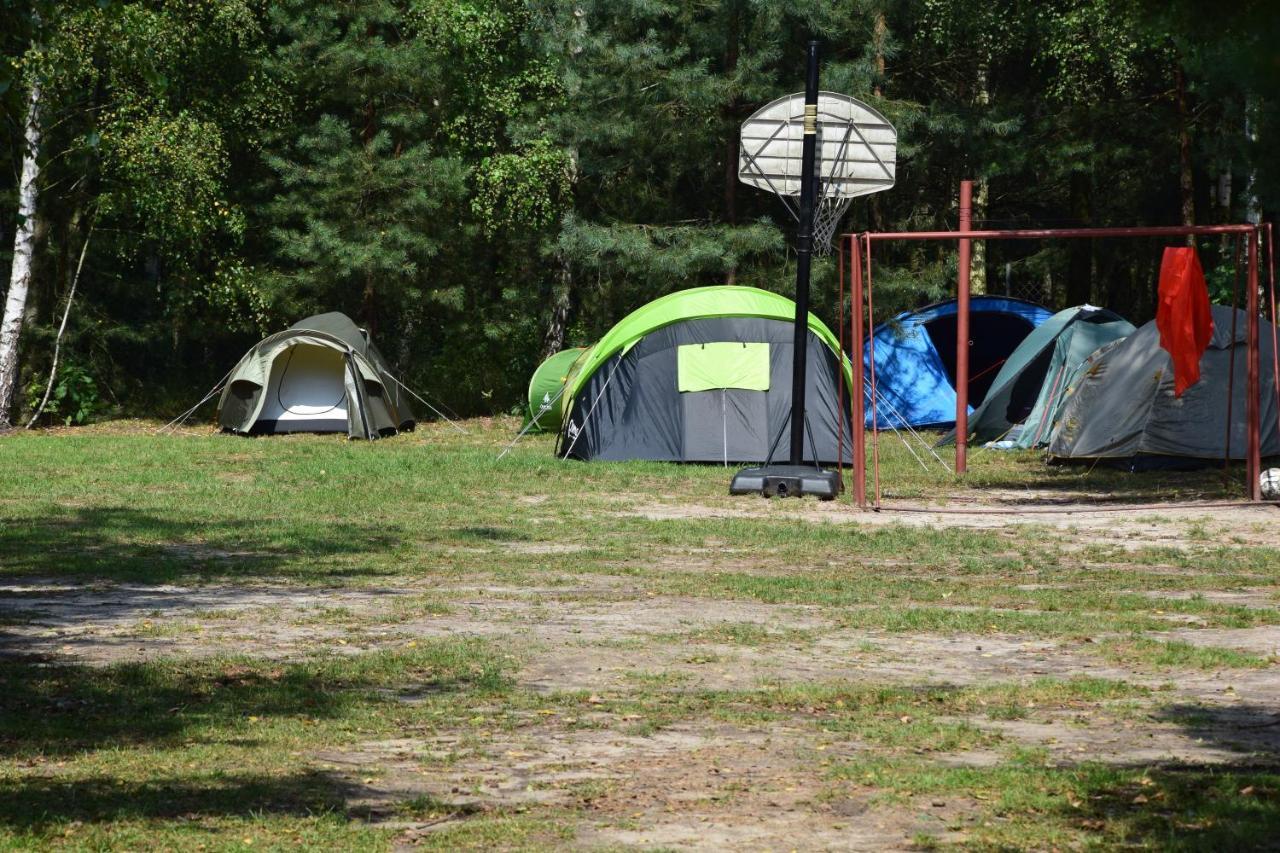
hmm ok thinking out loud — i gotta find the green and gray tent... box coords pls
[217,312,414,439]
[526,347,587,432]
[943,305,1135,449]
[554,286,853,464]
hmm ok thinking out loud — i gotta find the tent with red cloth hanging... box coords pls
[1048,305,1280,464]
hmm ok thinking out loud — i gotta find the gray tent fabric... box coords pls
[1049,305,1280,461]
[560,317,852,464]
[216,312,414,439]
[943,305,1135,448]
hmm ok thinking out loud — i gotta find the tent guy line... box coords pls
[383,371,467,434]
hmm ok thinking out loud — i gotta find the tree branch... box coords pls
[26,220,94,429]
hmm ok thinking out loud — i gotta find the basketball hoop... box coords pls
[738,92,897,254]
[730,45,899,500]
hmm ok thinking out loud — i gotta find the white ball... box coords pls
[1262,468,1280,500]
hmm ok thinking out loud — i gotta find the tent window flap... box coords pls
[677,342,771,392]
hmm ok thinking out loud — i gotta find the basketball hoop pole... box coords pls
[729,40,841,499]
[788,40,820,465]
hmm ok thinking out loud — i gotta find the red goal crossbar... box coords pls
[838,181,1275,508]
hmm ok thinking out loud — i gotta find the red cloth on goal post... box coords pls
[1156,246,1214,397]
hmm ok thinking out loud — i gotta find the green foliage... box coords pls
[101,111,237,254]
[23,362,100,426]
[473,140,574,234]
[2,0,1278,421]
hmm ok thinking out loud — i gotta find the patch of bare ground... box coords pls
[1139,588,1280,609]
[502,542,588,555]
[7,580,1280,706]
[8,571,1280,848]
[1160,625,1280,658]
[0,581,420,663]
[624,497,1280,550]
[318,720,972,850]
[973,710,1280,766]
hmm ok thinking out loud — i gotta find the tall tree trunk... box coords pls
[1244,94,1261,224]
[542,152,578,359]
[868,9,888,230]
[1066,171,1093,306]
[1175,65,1195,245]
[361,92,378,333]
[362,270,377,336]
[541,251,571,359]
[873,10,886,97]
[0,76,42,427]
[970,66,990,294]
[722,0,740,285]
[970,178,988,294]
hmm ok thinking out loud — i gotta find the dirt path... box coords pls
[5,528,1279,850]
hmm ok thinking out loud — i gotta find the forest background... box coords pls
[1,0,1276,426]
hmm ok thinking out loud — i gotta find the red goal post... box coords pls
[837,183,1274,509]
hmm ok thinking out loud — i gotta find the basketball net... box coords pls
[813,193,853,256]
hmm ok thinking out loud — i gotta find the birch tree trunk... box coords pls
[0,76,42,427]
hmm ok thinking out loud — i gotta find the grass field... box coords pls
[2,419,1278,850]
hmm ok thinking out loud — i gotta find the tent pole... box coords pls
[956,179,973,475]
[851,235,866,508]
[1247,228,1261,500]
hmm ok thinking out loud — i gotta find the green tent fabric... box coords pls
[676,342,772,392]
[526,347,587,432]
[943,305,1135,448]
[217,312,414,439]
[563,285,848,415]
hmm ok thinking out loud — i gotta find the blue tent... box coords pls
[864,296,1053,428]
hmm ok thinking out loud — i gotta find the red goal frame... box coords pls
[837,181,1277,508]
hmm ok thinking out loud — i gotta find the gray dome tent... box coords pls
[217,312,414,439]
[943,305,1135,449]
[1049,305,1279,463]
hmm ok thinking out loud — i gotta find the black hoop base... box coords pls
[729,464,841,500]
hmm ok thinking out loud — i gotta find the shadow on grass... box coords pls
[1059,703,1280,849]
[0,770,349,831]
[965,463,1243,504]
[1063,762,1280,850]
[1157,703,1280,762]
[0,642,505,760]
[0,505,404,583]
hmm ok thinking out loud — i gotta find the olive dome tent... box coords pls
[945,305,1136,448]
[1049,305,1280,463]
[217,312,414,439]
[865,296,1053,429]
[556,286,853,464]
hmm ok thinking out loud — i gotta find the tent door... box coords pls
[681,389,768,463]
[257,343,350,434]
